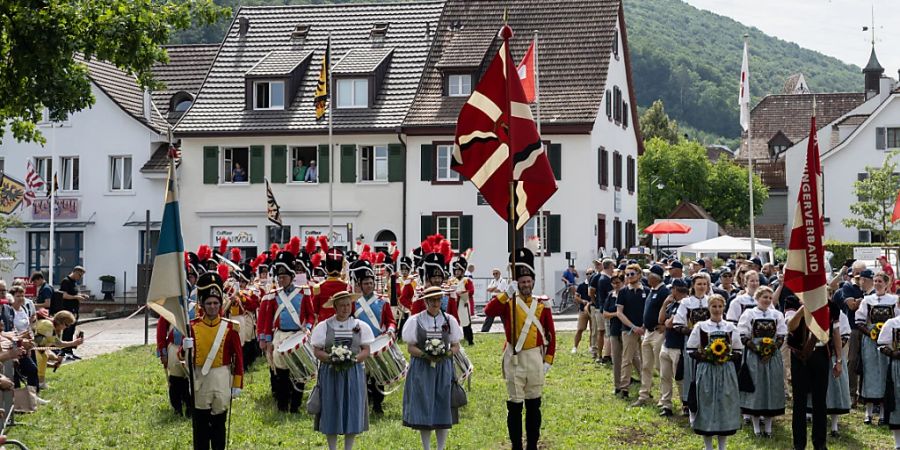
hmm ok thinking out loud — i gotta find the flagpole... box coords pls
[327,33,334,241]
[533,30,546,296]
[745,34,757,258]
[501,23,518,359]
[49,123,56,287]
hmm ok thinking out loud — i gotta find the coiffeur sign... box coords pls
[32,198,79,220]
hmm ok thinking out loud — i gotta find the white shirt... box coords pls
[855,293,900,325]
[310,316,375,348]
[674,295,709,328]
[726,294,756,323]
[686,319,744,351]
[12,306,30,333]
[487,277,508,293]
[737,306,787,338]
[838,311,851,338]
[877,316,900,349]
[402,310,463,344]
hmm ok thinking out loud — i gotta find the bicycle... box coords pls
[554,285,576,314]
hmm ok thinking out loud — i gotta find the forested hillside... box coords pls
[170,0,864,142]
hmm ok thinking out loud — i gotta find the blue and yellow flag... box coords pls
[147,152,189,335]
[315,37,330,120]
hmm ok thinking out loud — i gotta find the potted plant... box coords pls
[99,275,116,300]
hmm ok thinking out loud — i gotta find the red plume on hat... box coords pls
[249,256,260,271]
[197,245,212,262]
[230,247,242,263]
[318,235,330,256]
[388,241,397,255]
[391,249,400,261]
[427,234,439,249]
[305,236,317,255]
[269,244,280,261]
[218,238,228,255]
[375,252,386,265]
[421,239,433,254]
[440,240,452,264]
[287,236,301,257]
[217,263,229,282]
[311,252,323,269]
[184,252,191,268]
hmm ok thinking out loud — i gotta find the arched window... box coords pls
[374,229,397,242]
[169,91,194,114]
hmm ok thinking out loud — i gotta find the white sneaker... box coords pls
[39,382,49,390]
[570,347,577,354]
[35,396,50,405]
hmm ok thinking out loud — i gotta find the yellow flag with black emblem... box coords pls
[315,37,330,120]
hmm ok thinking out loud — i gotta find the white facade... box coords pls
[0,84,166,295]
[785,81,899,243]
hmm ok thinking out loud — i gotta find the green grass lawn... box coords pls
[7,332,895,449]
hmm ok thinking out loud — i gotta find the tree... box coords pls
[704,156,767,227]
[639,100,680,145]
[0,0,230,144]
[0,215,21,271]
[843,153,900,242]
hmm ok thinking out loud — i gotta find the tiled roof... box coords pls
[332,48,394,74]
[140,143,171,173]
[76,55,168,133]
[175,1,445,135]
[152,44,220,121]
[247,50,314,77]
[740,92,865,160]
[403,0,623,130]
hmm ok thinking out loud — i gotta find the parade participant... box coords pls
[603,273,627,396]
[156,255,201,416]
[402,286,462,450]
[876,300,900,447]
[842,262,870,406]
[410,239,459,320]
[634,264,669,406]
[737,286,787,437]
[397,256,417,334]
[855,271,899,424]
[450,253,475,346]
[180,271,243,450]
[227,262,260,370]
[749,257,769,286]
[674,273,711,419]
[666,261,687,286]
[349,259,396,415]
[484,248,556,450]
[256,251,313,413]
[687,295,743,450]
[726,270,760,323]
[615,264,649,404]
[658,278,689,417]
[814,302,851,437]
[314,236,350,323]
[311,291,374,450]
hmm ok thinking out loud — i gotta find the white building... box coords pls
[784,47,900,243]
[401,0,642,294]
[174,3,445,256]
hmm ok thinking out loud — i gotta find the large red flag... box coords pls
[892,189,900,223]
[453,26,557,229]
[517,40,536,104]
[784,116,830,343]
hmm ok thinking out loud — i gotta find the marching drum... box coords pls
[365,335,409,387]
[453,347,474,382]
[275,332,318,383]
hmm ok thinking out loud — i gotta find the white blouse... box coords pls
[877,316,900,349]
[737,306,787,338]
[855,293,900,325]
[726,294,756,323]
[402,310,463,344]
[310,316,375,348]
[674,295,709,328]
[687,319,744,351]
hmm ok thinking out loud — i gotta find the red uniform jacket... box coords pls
[185,316,244,388]
[351,295,397,335]
[454,276,476,316]
[410,286,460,322]
[484,293,556,364]
[398,277,416,311]
[256,285,316,342]
[314,277,349,322]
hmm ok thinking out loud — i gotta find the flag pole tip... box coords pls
[743,33,749,39]
[499,24,513,39]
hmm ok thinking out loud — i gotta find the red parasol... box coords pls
[643,221,692,235]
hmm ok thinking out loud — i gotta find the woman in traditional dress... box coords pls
[688,294,743,450]
[876,301,900,448]
[856,271,899,424]
[402,286,463,450]
[675,272,711,420]
[311,291,374,450]
[737,286,786,437]
[726,270,759,324]
[814,302,852,437]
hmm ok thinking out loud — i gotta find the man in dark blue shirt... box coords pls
[571,268,595,355]
[30,272,54,310]
[591,259,616,364]
[634,265,670,406]
[603,273,625,395]
[616,265,649,400]
[659,278,689,416]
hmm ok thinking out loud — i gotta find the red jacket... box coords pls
[185,316,244,388]
[484,293,556,364]
[314,277,349,322]
[398,278,416,311]
[454,276,476,316]
[351,295,397,335]
[410,287,459,322]
[256,284,316,342]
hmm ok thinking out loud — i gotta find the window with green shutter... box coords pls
[548,143,561,180]
[548,214,561,253]
[420,215,433,241]
[249,145,265,183]
[318,144,330,183]
[340,144,356,183]
[460,215,473,250]
[388,143,405,182]
[271,145,287,183]
[203,146,219,184]
[420,144,433,181]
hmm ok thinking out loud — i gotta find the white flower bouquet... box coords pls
[423,338,450,367]
[328,344,356,371]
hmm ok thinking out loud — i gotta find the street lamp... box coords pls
[647,175,666,258]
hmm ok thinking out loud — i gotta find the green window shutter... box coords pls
[548,143,561,180]
[203,146,219,184]
[318,144,330,183]
[340,144,356,183]
[249,145,265,183]
[877,127,886,150]
[548,214,561,253]
[420,144,433,181]
[420,215,433,241]
[460,215,473,251]
[388,143,405,182]
[271,145,287,183]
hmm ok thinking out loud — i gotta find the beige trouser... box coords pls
[502,346,544,402]
[589,308,604,356]
[638,330,665,400]
[658,346,682,409]
[781,342,791,395]
[620,332,642,391]
[233,313,255,344]
[167,343,187,378]
[194,366,232,414]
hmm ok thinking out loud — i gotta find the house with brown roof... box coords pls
[402,0,642,292]
[174,2,445,256]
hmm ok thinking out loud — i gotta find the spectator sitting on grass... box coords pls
[34,311,83,389]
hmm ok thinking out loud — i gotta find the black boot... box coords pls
[525,397,542,450]
[463,325,475,346]
[178,377,193,418]
[269,368,278,398]
[209,411,227,450]
[192,408,211,450]
[275,369,291,411]
[290,381,305,413]
[507,401,524,450]
[368,378,385,415]
[168,376,182,415]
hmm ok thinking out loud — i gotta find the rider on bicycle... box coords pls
[561,265,578,300]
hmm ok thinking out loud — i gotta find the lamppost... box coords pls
[647,175,666,258]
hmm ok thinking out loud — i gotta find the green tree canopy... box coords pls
[639,100,680,145]
[0,0,229,144]
[843,153,900,242]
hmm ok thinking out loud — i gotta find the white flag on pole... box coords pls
[739,40,750,132]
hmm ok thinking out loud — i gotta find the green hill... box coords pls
[170,0,864,142]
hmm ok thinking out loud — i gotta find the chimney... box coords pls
[238,17,250,37]
[143,88,152,122]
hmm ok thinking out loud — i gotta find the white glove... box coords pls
[182,337,194,350]
[543,362,552,375]
[231,387,242,398]
[506,281,518,298]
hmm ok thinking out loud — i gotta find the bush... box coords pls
[823,241,900,267]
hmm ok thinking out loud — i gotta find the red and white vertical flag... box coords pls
[738,40,750,132]
[23,160,45,206]
[517,39,536,104]
[784,116,830,343]
[891,189,900,223]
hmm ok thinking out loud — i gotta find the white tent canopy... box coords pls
[676,235,774,264]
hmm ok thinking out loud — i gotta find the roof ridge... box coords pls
[239,0,444,11]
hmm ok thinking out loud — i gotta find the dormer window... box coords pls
[292,24,310,40]
[254,81,285,110]
[767,131,793,160]
[371,22,389,39]
[337,78,369,108]
[448,74,471,97]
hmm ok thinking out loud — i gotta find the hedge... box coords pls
[823,240,900,267]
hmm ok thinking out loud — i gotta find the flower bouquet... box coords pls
[423,338,450,367]
[703,337,732,364]
[757,336,777,359]
[328,345,356,372]
[871,322,884,341]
